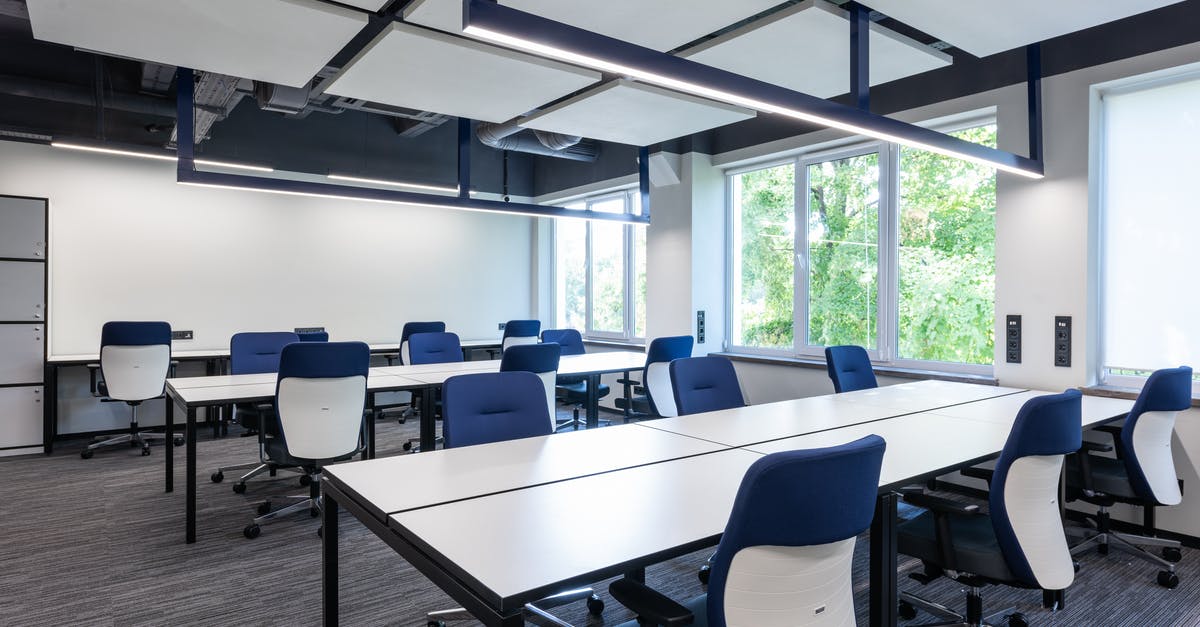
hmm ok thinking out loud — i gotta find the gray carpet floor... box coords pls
[3,414,1200,626]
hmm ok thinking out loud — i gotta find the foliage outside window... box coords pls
[729,123,997,372]
[555,190,647,341]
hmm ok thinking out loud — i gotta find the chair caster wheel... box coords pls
[1163,547,1183,563]
[130,440,140,448]
[232,483,247,495]
[427,621,446,627]
[173,436,185,446]
[80,448,94,459]
[299,474,312,487]
[402,441,414,452]
[310,507,320,518]
[586,594,604,616]
[141,446,152,456]
[698,564,710,585]
[898,601,917,620]
[211,471,224,483]
[243,524,261,539]
[1158,571,1179,589]
[1006,612,1028,627]
[256,502,271,515]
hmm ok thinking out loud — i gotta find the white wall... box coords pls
[0,140,536,433]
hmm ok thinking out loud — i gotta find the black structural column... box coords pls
[323,485,340,626]
[849,2,870,111]
[458,117,471,198]
[1026,43,1043,163]
[869,491,898,626]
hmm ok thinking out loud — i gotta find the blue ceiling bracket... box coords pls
[638,146,650,220]
[172,67,648,224]
[1027,43,1043,164]
[849,2,870,111]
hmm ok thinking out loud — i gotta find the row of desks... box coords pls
[320,381,1135,627]
[162,350,649,544]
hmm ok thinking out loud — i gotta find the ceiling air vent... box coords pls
[254,81,311,115]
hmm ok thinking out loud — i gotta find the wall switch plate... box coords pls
[1005,315,1021,363]
[1054,316,1071,367]
[294,326,325,334]
[171,330,193,341]
[696,310,706,344]
[498,322,506,331]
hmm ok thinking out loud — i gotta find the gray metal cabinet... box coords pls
[0,261,45,322]
[0,386,43,449]
[0,324,43,384]
[0,196,47,260]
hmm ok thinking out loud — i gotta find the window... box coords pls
[554,190,647,341]
[728,123,997,372]
[1100,72,1200,392]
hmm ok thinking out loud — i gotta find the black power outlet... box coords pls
[1005,315,1021,363]
[171,330,193,341]
[697,310,706,344]
[294,326,325,334]
[1054,316,1071,367]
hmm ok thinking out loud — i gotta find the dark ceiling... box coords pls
[1,0,1198,198]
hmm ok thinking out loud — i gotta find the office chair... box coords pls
[614,335,693,420]
[81,321,177,458]
[427,371,604,625]
[297,330,328,342]
[401,331,464,452]
[210,331,300,492]
[501,319,541,353]
[610,435,886,627]
[670,355,746,416]
[243,341,368,539]
[499,342,562,430]
[1065,366,1192,588]
[400,321,446,365]
[824,345,878,393]
[541,328,611,431]
[896,390,1083,627]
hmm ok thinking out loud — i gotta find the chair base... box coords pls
[1067,506,1181,586]
[426,587,602,626]
[81,430,169,458]
[554,406,610,432]
[900,589,1023,627]
[243,476,322,539]
[211,462,305,491]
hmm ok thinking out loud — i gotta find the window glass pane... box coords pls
[590,221,625,333]
[730,165,795,349]
[1103,76,1200,373]
[806,152,879,349]
[897,125,996,365]
[634,224,647,337]
[590,196,625,214]
[555,218,586,330]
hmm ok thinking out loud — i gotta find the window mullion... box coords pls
[879,142,900,363]
[794,157,808,357]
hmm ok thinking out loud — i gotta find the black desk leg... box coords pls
[585,374,600,429]
[186,405,197,544]
[1043,589,1064,610]
[323,487,340,627]
[43,363,56,455]
[365,392,375,460]
[869,491,898,627]
[165,396,174,493]
[419,387,436,452]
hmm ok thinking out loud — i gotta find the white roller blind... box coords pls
[1102,75,1200,372]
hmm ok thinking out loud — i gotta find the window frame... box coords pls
[724,118,997,376]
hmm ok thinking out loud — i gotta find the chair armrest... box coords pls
[1091,424,1127,458]
[616,377,641,386]
[1080,440,1113,453]
[960,467,995,485]
[901,491,982,516]
[87,363,101,397]
[608,578,694,627]
[1069,450,1107,497]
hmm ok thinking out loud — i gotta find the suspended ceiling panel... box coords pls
[336,0,391,10]
[518,79,756,146]
[680,0,952,99]
[25,0,367,88]
[324,22,601,124]
[404,0,785,51]
[857,0,1186,58]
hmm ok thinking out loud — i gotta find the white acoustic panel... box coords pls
[325,22,600,124]
[337,0,390,10]
[681,0,952,99]
[858,0,1186,58]
[25,0,368,88]
[519,79,755,146]
[405,0,784,51]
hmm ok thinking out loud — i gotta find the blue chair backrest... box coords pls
[502,319,541,351]
[824,345,878,393]
[230,332,299,375]
[273,342,369,462]
[442,371,553,448]
[400,321,446,365]
[990,390,1082,590]
[708,435,885,627]
[541,329,585,356]
[501,343,562,424]
[407,332,464,365]
[669,356,745,416]
[643,335,694,417]
[1120,366,1192,505]
[99,321,172,401]
[297,331,328,342]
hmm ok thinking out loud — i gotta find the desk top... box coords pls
[829,380,1028,413]
[48,338,502,365]
[388,448,763,610]
[925,390,1133,428]
[324,424,724,522]
[166,373,425,405]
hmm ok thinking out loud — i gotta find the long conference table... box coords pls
[163,350,648,544]
[319,380,1135,627]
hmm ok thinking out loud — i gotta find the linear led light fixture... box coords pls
[173,67,648,224]
[327,174,472,195]
[51,141,274,172]
[462,0,1045,179]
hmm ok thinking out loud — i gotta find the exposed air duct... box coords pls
[476,117,598,162]
[0,74,176,118]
